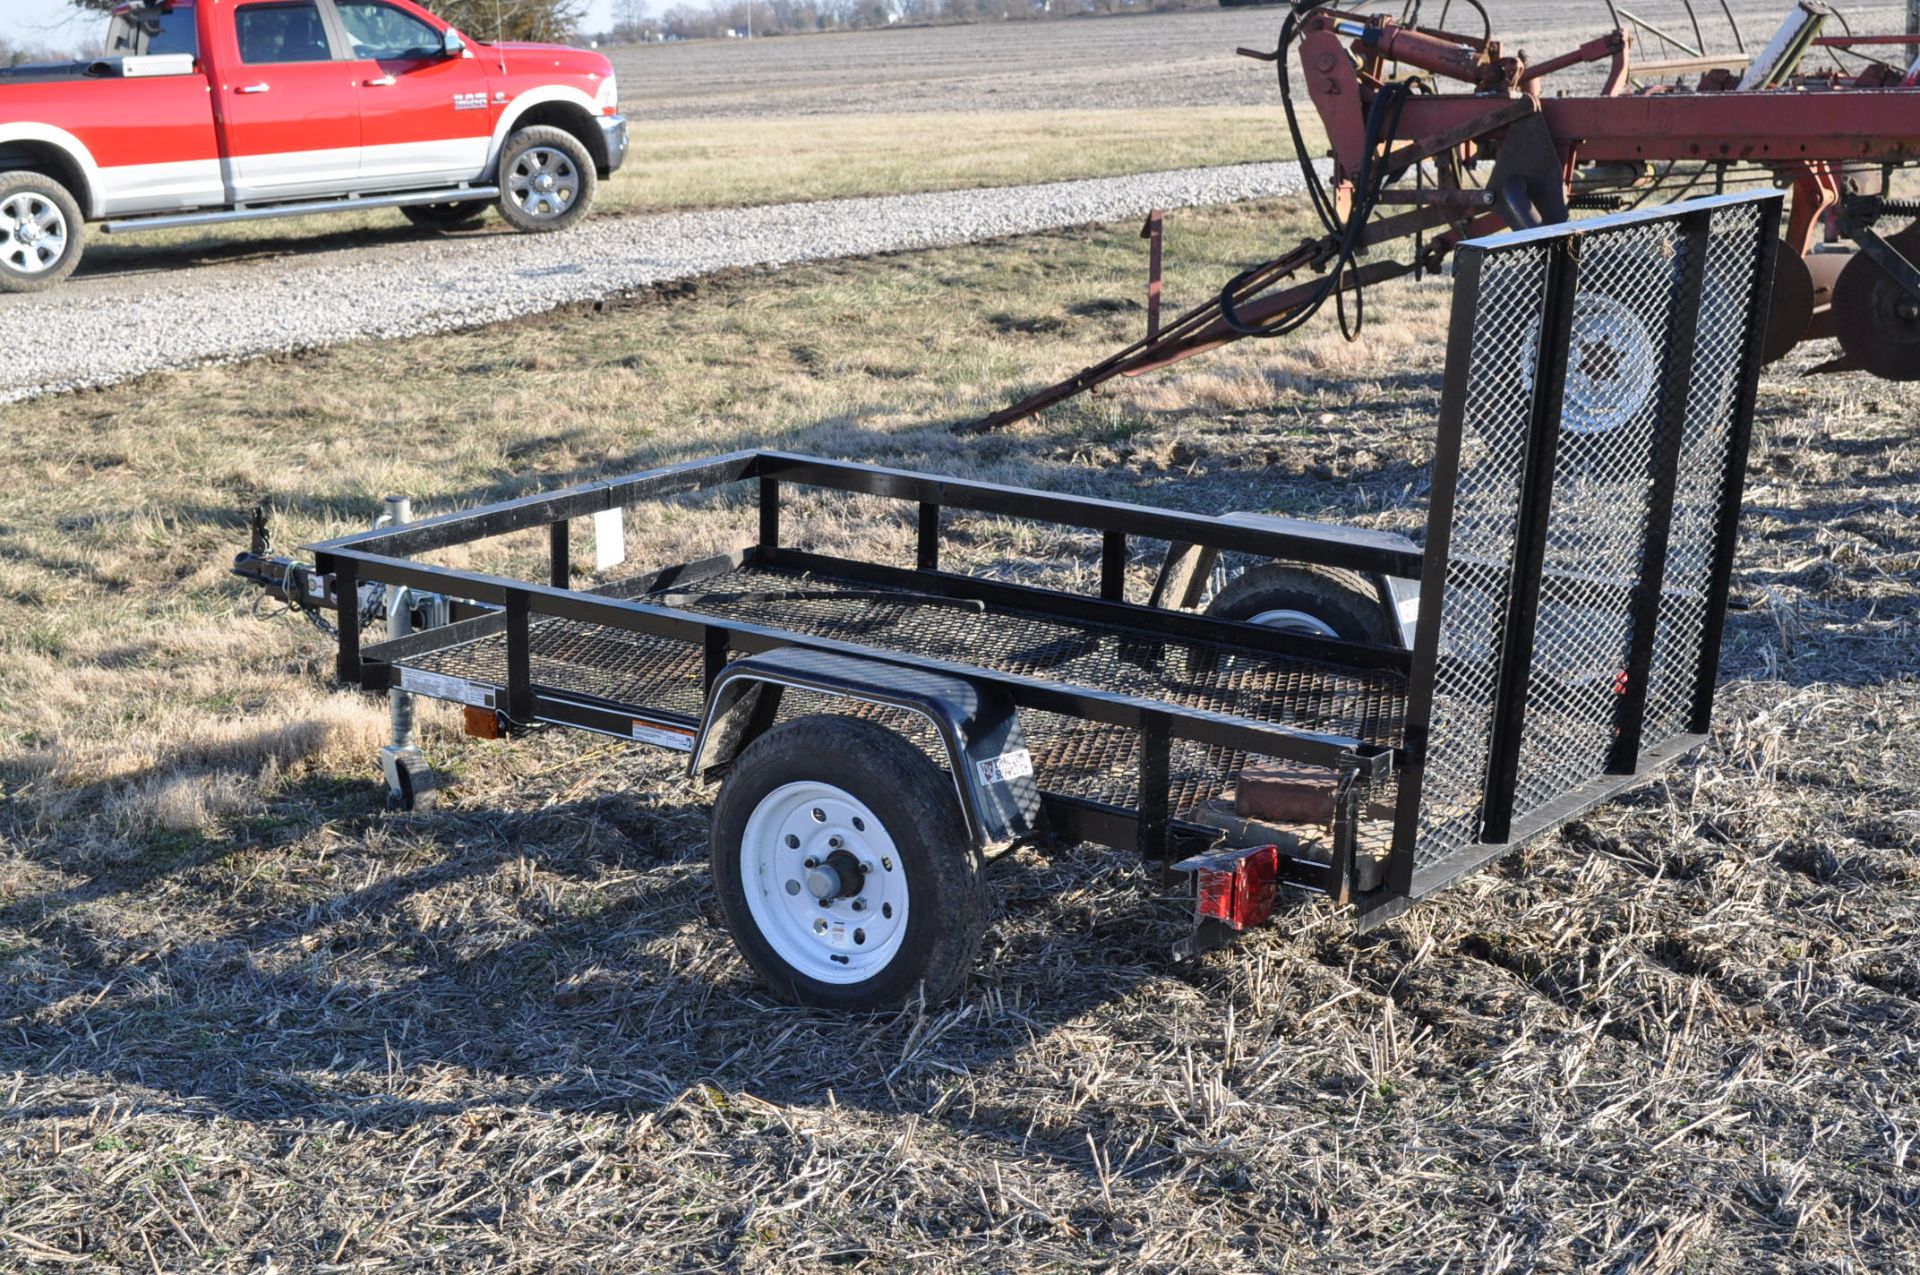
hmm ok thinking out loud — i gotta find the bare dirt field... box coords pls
[1,192,1915,1270]
[612,1,1913,118]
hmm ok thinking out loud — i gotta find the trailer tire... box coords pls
[495,126,596,234]
[401,199,490,230]
[711,715,985,1010]
[1207,563,1393,642]
[1187,563,1393,680]
[0,172,84,293]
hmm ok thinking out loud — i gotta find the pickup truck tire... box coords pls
[495,126,596,234]
[401,199,490,230]
[0,172,84,294]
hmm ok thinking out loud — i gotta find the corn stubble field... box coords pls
[3,12,1920,1273]
[1,195,1914,1271]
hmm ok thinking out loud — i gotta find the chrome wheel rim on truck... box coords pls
[506,147,580,222]
[0,192,68,275]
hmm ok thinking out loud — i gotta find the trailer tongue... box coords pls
[235,193,1779,1009]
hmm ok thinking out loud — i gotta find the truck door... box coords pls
[329,0,492,188]
[214,0,363,201]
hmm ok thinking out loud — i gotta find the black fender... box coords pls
[691,647,1044,848]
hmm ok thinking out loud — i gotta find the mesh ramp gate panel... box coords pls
[1372,191,1781,918]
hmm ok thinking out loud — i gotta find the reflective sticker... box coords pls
[977,748,1034,785]
[398,667,497,709]
[631,720,694,751]
[307,572,328,600]
[593,506,626,571]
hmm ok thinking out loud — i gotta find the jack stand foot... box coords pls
[381,745,438,812]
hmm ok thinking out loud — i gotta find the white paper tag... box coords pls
[398,667,497,709]
[631,719,694,751]
[593,507,626,572]
[977,748,1034,786]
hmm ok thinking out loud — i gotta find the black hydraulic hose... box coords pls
[1448,0,1492,48]
[1221,76,1410,340]
[1276,0,1342,237]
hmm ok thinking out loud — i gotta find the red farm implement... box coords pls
[970,0,1920,431]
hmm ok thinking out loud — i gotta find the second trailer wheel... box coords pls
[711,715,986,1010]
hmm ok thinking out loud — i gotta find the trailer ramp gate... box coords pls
[1361,192,1780,926]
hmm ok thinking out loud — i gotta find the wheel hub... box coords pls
[805,848,866,901]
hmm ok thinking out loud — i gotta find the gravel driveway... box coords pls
[1,163,1308,404]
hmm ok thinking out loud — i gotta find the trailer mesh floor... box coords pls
[394,563,1408,820]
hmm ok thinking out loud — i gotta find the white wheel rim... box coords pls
[506,146,580,221]
[740,780,910,985]
[0,192,68,275]
[1518,291,1672,438]
[1246,607,1341,638]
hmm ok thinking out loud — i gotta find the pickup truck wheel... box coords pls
[496,126,596,233]
[0,172,83,293]
[401,199,489,230]
[711,715,986,1011]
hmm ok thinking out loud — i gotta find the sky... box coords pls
[0,0,626,53]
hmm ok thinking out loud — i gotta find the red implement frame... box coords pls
[967,1,1920,431]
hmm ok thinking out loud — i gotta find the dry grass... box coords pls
[78,107,1295,275]
[0,196,1916,1271]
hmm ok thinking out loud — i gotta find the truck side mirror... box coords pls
[442,28,466,57]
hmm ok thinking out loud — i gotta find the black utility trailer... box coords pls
[236,193,1779,1009]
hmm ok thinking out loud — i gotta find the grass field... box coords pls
[2,190,1917,1269]
[78,107,1295,274]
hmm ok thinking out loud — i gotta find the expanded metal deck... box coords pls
[394,563,1407,819]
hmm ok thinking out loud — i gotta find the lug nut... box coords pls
[851,899,866,912]
[803,857,818,869]
[828,836,843,849]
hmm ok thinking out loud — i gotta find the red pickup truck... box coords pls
[0,0,627,291]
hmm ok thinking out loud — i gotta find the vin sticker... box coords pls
[632,720,694,751]
[398,667,497,709]
[977,748,1034,785]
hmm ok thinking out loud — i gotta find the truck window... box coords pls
[106,5,201,57]
[335,2,441,60]
[235,1,335,64]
